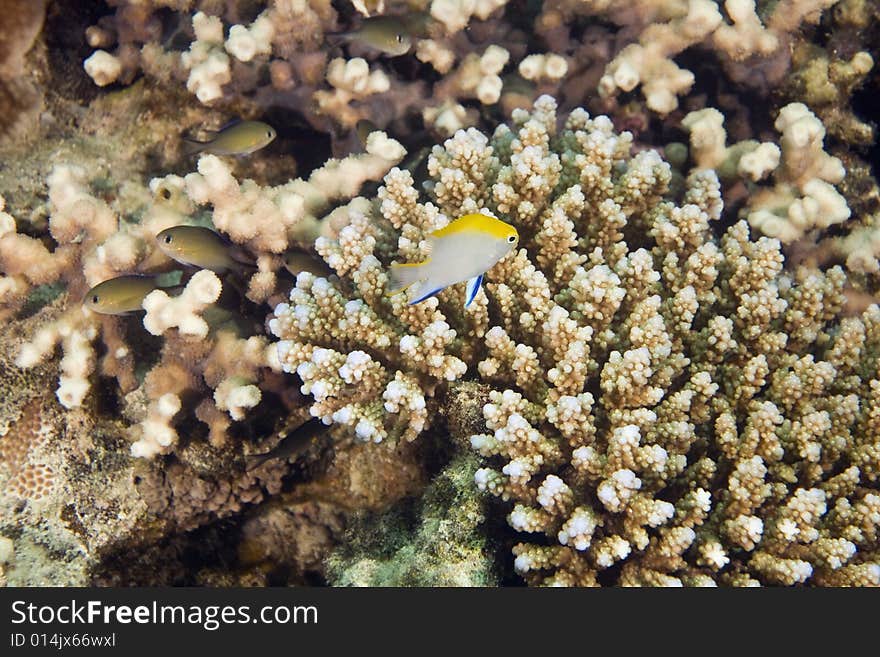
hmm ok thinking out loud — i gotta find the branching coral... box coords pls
[76,0,857,156]
[539,0,841,115]
[4,125,404,457]
[683,102,855,254]
[269,95,880,586]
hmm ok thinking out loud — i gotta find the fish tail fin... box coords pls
[157,283,185,295]
[181,137,208,156]
[387,262,426,296]
[325,32,352,47]
[245,453,269,471]
[229,245,258,271]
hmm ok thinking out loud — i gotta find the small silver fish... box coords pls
[183,120,276,156]
[333,17,413,56]
[245,418,327,470]
[83,275,161,315]
[283,248,333,278]
[156,225,253,273]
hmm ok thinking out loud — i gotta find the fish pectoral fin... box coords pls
[464,274,483,308]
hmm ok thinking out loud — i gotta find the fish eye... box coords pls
[507,235,517,243]
[92,295,99,304]
[267,130,273,137]
[164,234,173,244]
[159,188,171,200]
[396,34,403,43]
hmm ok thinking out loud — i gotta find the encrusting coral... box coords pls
[269,95,880,586]
[538,0,850,115]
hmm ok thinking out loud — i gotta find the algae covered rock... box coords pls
[327,452,499,587]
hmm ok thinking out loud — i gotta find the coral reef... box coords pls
[0,0,46,140]
[77,0,865,144]
[783,0,877,146]
[1,0,878,588]
[270,96,880,586]
[0,42,414,584]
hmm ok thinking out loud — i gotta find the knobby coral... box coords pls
[683,102,851,245]
[269,95,880,586]
[79,0,863,146]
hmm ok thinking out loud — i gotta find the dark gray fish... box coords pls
[245,418,327,470]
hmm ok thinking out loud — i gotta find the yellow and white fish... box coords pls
[388,213,518,307]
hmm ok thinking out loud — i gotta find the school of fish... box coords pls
[85,19,522,324]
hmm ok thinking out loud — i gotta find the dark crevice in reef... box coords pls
[43,0,109,106]
[850,83,880,176]
[92,518,250,586]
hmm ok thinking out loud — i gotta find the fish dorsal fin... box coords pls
[431,213,513,242]
[216,118,241,132]
[464,274,483,308]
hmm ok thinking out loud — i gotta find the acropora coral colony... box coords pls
[0,0,878,587]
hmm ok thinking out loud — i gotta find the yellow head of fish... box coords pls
[388,213,518,307]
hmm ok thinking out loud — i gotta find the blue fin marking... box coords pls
[464,274,483,308]
[409,287,443,305]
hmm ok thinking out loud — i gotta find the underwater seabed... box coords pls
[0,0,879,586]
